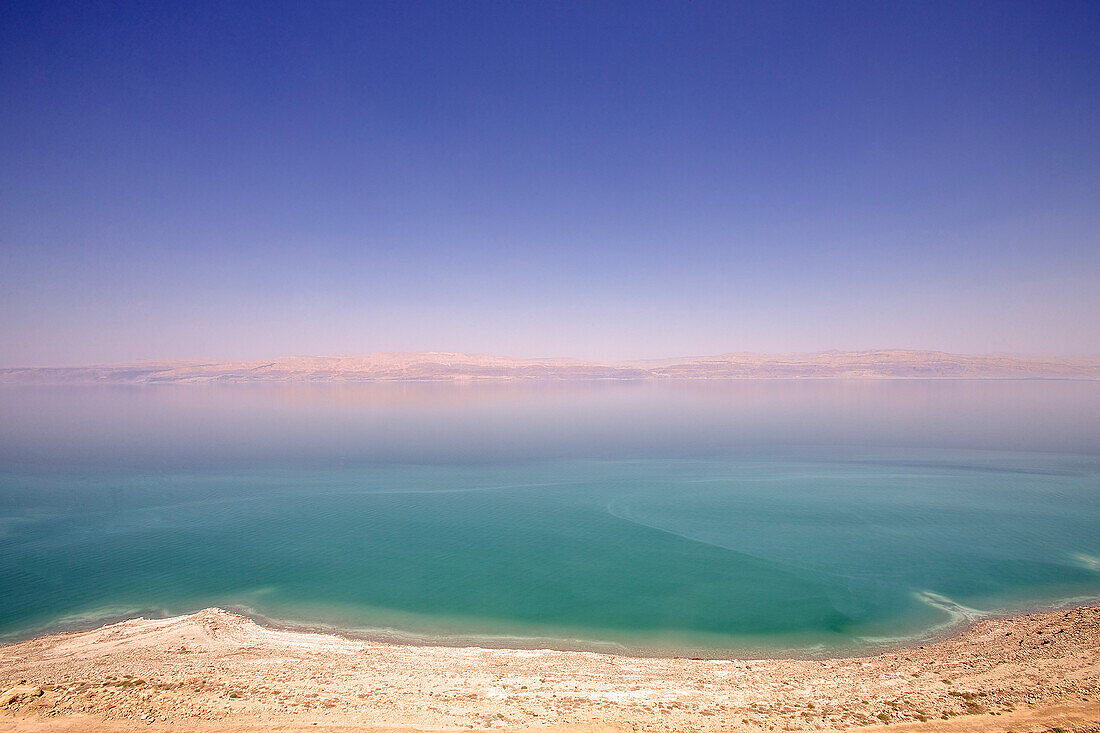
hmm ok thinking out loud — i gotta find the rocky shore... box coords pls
[0,606,1097,732]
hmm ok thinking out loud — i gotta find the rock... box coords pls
[1,684,44,706]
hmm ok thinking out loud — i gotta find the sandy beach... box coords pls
[0,606,1096,732]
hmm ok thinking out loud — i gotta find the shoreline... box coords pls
[8,591,1099,662]
[1,604,1096,731]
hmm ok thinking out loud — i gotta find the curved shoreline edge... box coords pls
[10,591,1100,661]
[1,604,1097,731]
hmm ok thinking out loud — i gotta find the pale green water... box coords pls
[1,381,1098,654]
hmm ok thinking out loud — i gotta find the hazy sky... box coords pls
[2,1,1098,366]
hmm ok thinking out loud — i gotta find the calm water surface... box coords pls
[1,380,1098,654]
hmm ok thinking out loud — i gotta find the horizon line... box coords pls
[4,347,1100,370]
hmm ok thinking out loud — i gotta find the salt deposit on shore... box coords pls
[1,606,1097,732]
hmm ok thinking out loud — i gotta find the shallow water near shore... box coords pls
[1,380,1099,654]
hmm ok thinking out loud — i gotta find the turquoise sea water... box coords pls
[1,381,1098,654]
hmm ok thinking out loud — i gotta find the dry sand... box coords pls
[0,606,1097,732]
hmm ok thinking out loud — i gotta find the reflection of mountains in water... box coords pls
[3,349,1099,383]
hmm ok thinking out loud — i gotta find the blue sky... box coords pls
[2,1,1098,365]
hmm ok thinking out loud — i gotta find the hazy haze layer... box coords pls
[3,350,1098,383]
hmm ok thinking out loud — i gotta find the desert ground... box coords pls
[0,606,1097,732]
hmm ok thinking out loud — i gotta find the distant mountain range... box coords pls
[2,350,1098,383]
